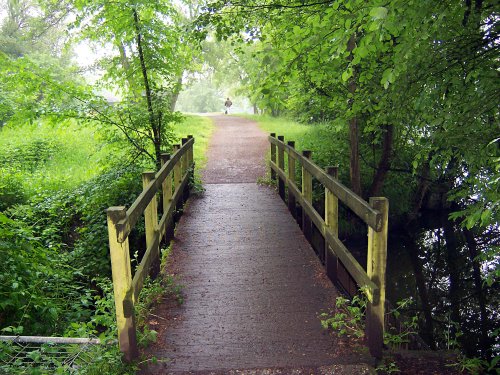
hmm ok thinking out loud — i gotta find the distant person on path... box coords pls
[224,97,232,114]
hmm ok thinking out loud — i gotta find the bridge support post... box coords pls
[187,135,194,182]
[270,133,276,180]
[287,141,296,218]
[277,136,285,202]
[106,206,138,362]
[143,171,160,278]
[173,144,182,221]
[301,150,313,242]
[182,138,190,200]
[161,153,174,242]
[366,197,388,359]
[325,166,339,284]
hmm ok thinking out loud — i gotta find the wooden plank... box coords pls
[161,153,174,242]
[268,137,381,231]
[302,151,313,241]
[287,141,296,218]
[158,171,190,239]
[142,171,160,278]
[272,160,379,301]
[116,141,191,242]
[106,207,138,361]
[325,166,339,285]
[277,135,285,201]
[289,182,378,301]
[366,197,388,359]
[270,133,276,180]
[161,154,173,213]
[182,138,189,175]
[132,169,191,301]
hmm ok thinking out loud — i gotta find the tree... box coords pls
[71,0,198,167]
[198,0,499,358]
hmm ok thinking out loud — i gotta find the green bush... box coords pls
[0,171,26,210]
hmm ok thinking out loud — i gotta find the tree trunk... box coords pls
[442,217,463,345]
[406,236,436,349]
[169,76,183,112]
[347,33,362,196]
[368,124,394,197]
[463,228,491,358]
[133,8,160,167]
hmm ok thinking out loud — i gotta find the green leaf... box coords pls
[370,7,388,20]
[341,69,352,82]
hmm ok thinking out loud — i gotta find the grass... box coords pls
[173,115,214,172]
[0,119,109,198]
[0,115,214,201]
[241,114,312,151]
[241,114,351,177]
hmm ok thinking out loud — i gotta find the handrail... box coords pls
[106,136,194,361]
[116,137,194,242]
[269,137,382,231]
[268,133,388,359]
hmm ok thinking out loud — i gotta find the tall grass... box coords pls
[0,119,110,198]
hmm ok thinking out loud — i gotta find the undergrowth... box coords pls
[0,114,206,374]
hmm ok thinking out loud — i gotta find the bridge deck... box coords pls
[141,116,370,374]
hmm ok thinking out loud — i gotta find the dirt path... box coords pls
[140,115,371,374]
[201,115,268,184]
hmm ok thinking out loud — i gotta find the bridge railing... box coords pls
[268,133,388,358]
[106,136,194,361]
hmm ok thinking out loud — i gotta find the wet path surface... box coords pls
[141,116,370,374]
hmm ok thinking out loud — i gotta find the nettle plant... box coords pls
[320,294,367,340]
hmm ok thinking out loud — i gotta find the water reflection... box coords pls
[386,211,499,358]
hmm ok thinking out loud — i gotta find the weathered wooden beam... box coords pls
[132,165,191,301]
[142,171,160,278]
[302,150,313,241]
[366,197,388,359]
[278,135,286,201]
[325,166,339,285]
[287,141,296,218]
[268,137,381,231]
[270,133,277,180]
[287,178,379,301]
[106,206,138,361]
[116,139,192,241]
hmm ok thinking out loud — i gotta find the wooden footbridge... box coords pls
[106,116,387,373]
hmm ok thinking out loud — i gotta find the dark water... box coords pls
[384,211,499,358]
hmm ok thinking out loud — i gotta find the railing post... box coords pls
[277,135,285,202]
[161,154,172,212]
[287,141,296,218]
[187,135,194,174]
[270,133,276,180]
[301,150,313,241]
[366,197,388,359]
[106,207,138,362]
[161,153,174,243]
[325,166,339,283]
[173,144,182,220]
[173,144,182,189]
[182,138,189,175]
[142,171,160,278]
[181,138,190,200]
